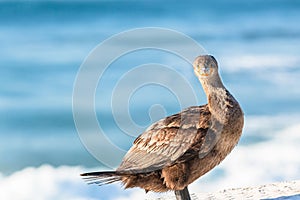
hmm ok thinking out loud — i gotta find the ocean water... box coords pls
[1,0,300,199]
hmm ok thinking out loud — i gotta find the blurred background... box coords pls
[0,0,300,200]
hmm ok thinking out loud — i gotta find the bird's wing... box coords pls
[117,105,213,173]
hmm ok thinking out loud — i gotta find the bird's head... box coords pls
[193,55,218,79]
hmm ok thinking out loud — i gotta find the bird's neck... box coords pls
[200,75,236,123]
[199,75,225,96]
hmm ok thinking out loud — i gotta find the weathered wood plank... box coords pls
[151,180,300,200]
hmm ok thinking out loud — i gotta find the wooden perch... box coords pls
[150,180,300,200]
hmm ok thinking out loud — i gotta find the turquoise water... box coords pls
[1,0,300,172]
[0,1,300,199]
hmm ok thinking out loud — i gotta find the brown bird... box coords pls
[81,55,244,200]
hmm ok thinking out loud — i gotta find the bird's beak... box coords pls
[199,66,211,77]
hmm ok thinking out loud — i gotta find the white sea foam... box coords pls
[0,165,90,200]
[0,165,160,200]
[220,54,300,72]
[1,115,300,200]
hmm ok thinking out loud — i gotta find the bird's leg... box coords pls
[174,187,191,200]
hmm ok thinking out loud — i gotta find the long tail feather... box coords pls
[80,171,122,185]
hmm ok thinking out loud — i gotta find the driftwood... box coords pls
[151,180,300,200]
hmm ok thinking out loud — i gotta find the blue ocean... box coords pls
[1,1,300,199]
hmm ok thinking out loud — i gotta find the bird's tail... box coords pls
[80,171,122,186]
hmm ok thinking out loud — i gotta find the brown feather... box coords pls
[117,105,211,174]
[80,55,244,193]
